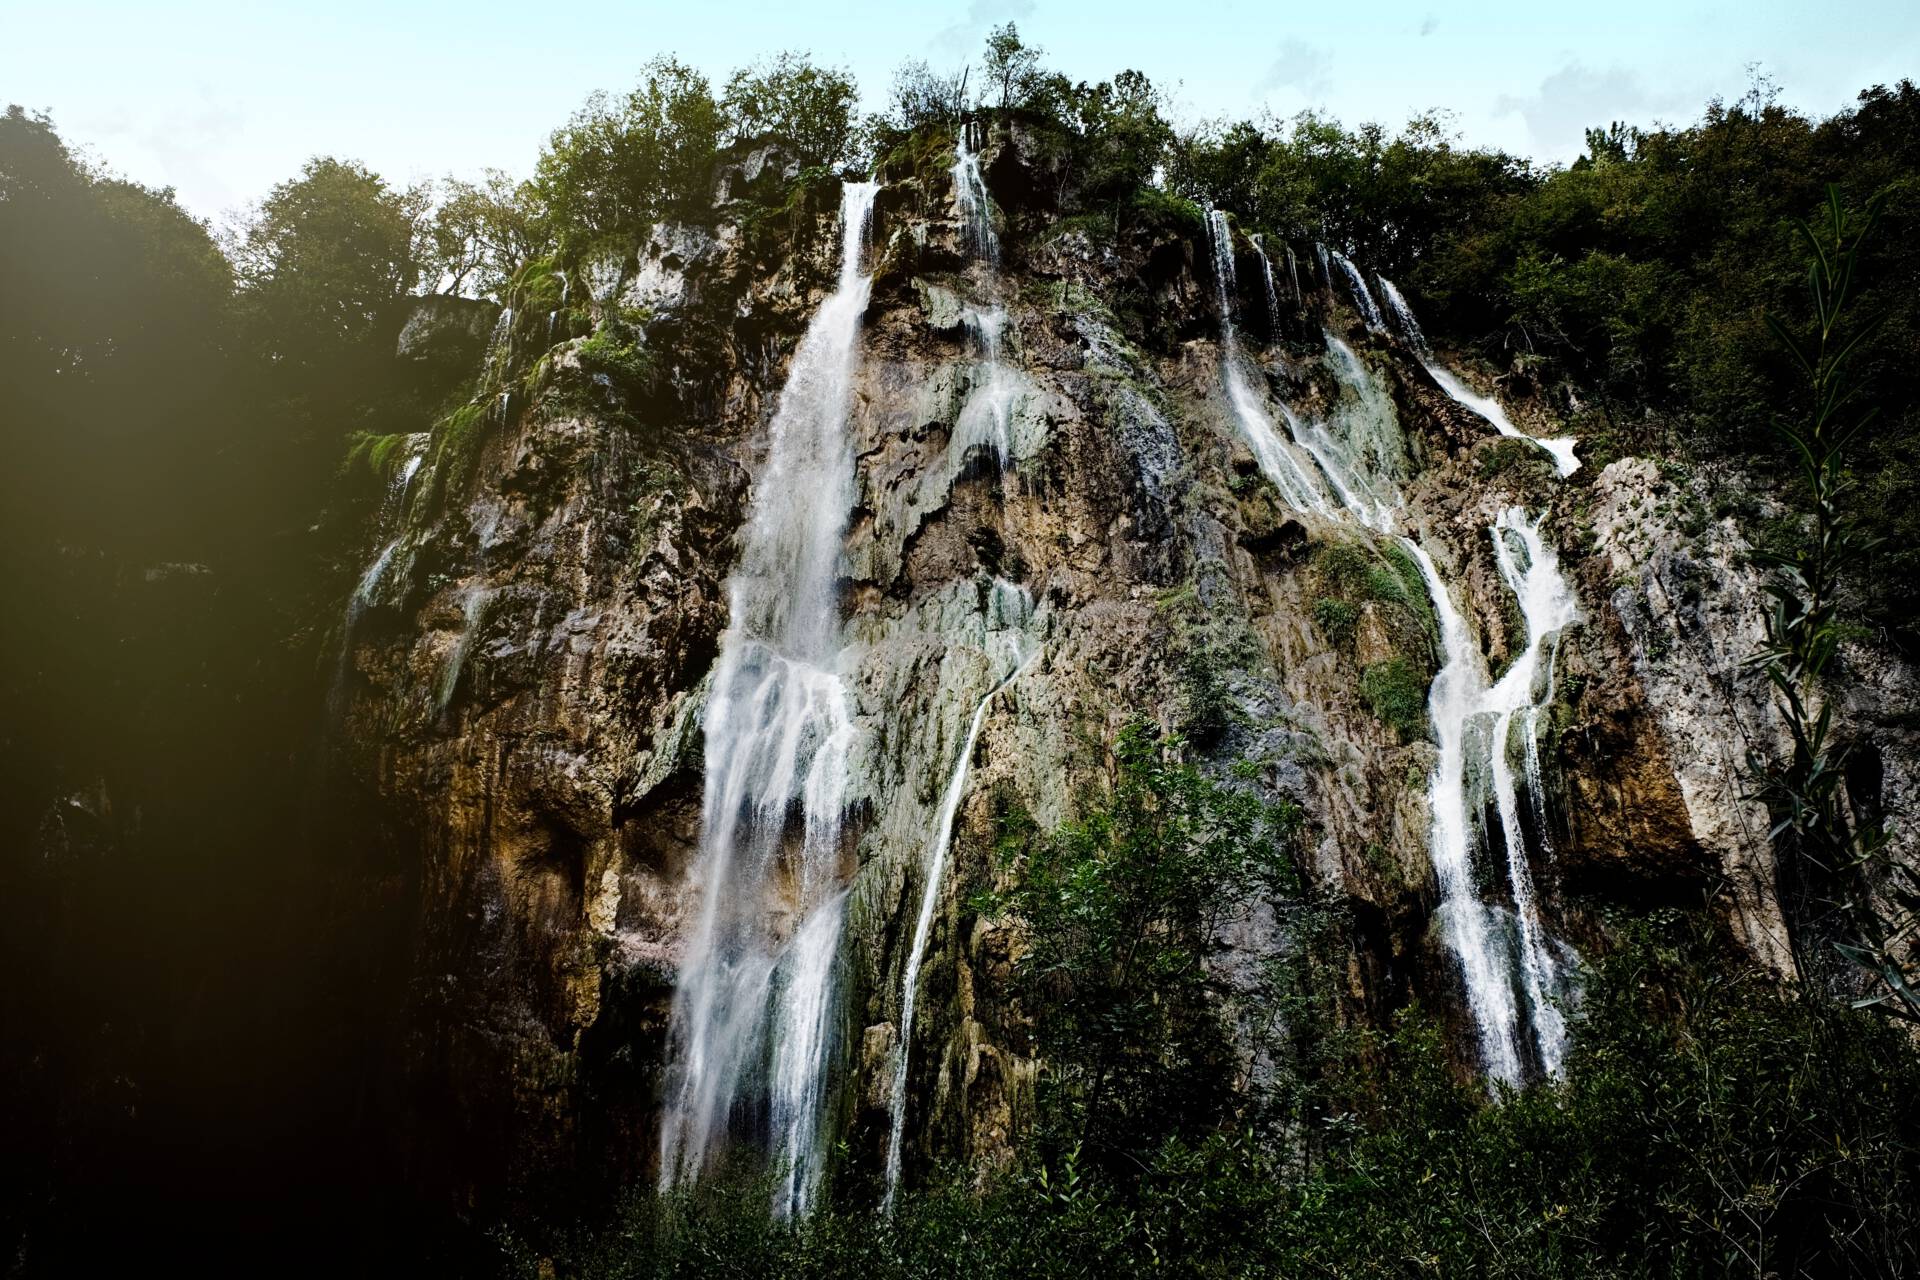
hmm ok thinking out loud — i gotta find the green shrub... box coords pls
[1312,595,1358,645]
[576,327,654,391]
[1361,657,1430,740]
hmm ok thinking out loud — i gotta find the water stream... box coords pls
[1208,213,1580,1084]
[1376,275,1580,477]
[881,580,1036,1213]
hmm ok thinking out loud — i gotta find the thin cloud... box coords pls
[930,0,1038,60]
[1494,62,1695,159]
[1257,39,1332,101]
[1419,14,1439,37]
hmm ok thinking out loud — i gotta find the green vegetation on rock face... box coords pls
[1309,539,1438,739]
[513,910,1920,1279]
[977,723,1301,1170]
[1361,658,1430,742]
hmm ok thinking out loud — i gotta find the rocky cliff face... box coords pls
[332,127,1918,1214]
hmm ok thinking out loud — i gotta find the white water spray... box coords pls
[1204,215,1580,1082]
[658,180,879,1219]
[329,441,429,720]
[1376,275,1580,477]
[1249,233,1284,332]
[1399,510,1580,1083]
[1329,249,1387,332]
[957,306,1018,465]
[1206,211,1330,513]
[1483,508,1578,1073]
[951,125,1021,469]
[951,122,999,265]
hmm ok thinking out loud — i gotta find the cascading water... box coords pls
[1329,249,1387,333]
[1376,275,1580,477]
[950,121,999,265]
[1400,510,1581,1084]
[1402,538,1527,1082]
[1249,233,1283,331]
[1205,210,1329,513]
[881,580,1037,1214]
[1206,211,1579,1083]
[951,125,1021,469]
[657,179,879,1219]
[330,443,428,720]
[1483,508,1578,1073]
[957,306,1018,464]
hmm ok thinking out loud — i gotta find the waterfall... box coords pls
[1329,249,1387,333]
[882,580,1036,1214]
[1288,333,1404,531]
[1313,242,1331,290]
[658,179,879,1218]
[1398,510,1580,1084]
[951,122,998,266]
[1483,508,1578,1073]
[1376,275,1581,477]
[1249,233,1283,331]
[1401,539,1527,1082]
[1205,210,1329,513]
[957,306,1017,464]
[1285,243,1301,304]
[951,125,1020,468]
[1204,213,1578,1082]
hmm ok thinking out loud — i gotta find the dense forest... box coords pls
[3,27,1918,1277]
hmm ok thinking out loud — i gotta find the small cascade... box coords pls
[1376,276,1581,477]
[435,578,493,713]
[1249,233,1284,332]
[658,179,879,1219]
[1204,212,1580,1083]
[882,580,1037,1214]
[1402,538,1527,1081]
[1286,333,1405,531]
[328,441,429,720]
[485,306,514,385]
[1284,243,1301,304]
[1313,242,1332,290]
[950,121,998,266]
[1205,210,1329,513]
[956,306,1018,464]
[950,124,1021,470]
[1483,508,1578,1073]
[1329,249,1387,332]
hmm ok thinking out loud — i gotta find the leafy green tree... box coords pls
[426,169,548,299]
[981,22,1044,115]
[883,58,970,133]
[720,52,859,167]
[229,155,426,364]
[534,56,722,255]
[1067,70,1173,212]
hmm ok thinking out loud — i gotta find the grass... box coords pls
[1361,657,1430,741]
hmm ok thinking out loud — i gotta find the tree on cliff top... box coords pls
[721,52,860,168]
[229,155,425,366]
[534,56,722,256]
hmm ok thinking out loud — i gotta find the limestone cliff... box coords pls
[330,126,1918,1214]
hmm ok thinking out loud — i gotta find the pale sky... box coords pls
[6,0,1916,225]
